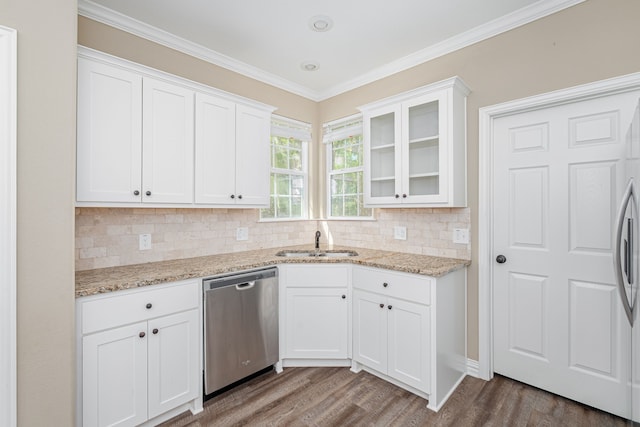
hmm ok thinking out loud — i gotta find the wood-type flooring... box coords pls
[162,367,627,427]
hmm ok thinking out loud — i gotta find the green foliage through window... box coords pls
[328,134,372,218]
[261,123,309,220]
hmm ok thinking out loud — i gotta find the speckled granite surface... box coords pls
[75,245,470,297]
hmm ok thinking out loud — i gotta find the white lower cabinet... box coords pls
[279,264,350,364]
[77,280,202,427]
[285,287,349,359]
[353,290,430,392]
[351,266,466,412]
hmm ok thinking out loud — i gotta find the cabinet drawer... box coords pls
[81,280,199,334]
[352,267,431,304]
[281,264,349,287]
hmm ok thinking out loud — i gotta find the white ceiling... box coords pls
[79,0,583,101]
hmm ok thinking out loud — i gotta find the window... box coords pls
[260,116,310,220]
[324,115,373,219]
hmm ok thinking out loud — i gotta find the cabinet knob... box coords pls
[388,305,393,310]
[238,195,242,200]
[379,303,384,308]
[152,328,159,334]
[230,194,235,199]
[133,190,140,196]
[341,295,346,299]
[496,255,507,264]
[395,194,400,199]
[145,191,151,196]
[146,303,152,309]
[139,332,146,338]
[383,282,388,288]
[402,194,407,198]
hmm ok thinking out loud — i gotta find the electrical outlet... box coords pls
[393,226,407,240]
[236,227,249,241]
[139,233,152,250]
[453,228,470,244]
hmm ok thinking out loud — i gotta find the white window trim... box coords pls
[260,115,310,222]
[324,114,374,220]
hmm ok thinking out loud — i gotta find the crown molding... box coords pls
[78,0,321,100]
[319,0,585,99]
[78,0,585,102]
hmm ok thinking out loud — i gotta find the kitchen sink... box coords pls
[276,250,358,258]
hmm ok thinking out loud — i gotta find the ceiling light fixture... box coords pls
[309,15,333,32]
[300,61,320,72]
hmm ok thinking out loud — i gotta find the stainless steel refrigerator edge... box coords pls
[614,99,640,426]
[203,267,279,395]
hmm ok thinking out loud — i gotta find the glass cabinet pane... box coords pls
[408,100,440,196]
[370,113,395,148]
[369,112,396,197]
[408,101,439,142]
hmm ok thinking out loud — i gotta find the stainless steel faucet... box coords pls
[315,231,321,254]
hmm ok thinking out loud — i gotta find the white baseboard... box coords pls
[466,358,480,378]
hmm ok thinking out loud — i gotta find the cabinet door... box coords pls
[83,322,148,427]
[77,58,142,203]
[352,289,387,372]
[142,78,195,204]
[194,93,237,204]
[235,104,270,206]
[401,92,448,204]
[387,297,430,392]
[285,288,349,359]
[147,309,199,419]
[363,104,402,206]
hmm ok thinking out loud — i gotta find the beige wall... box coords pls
[319,0,640,360]
[0,0,77,425]
[77,0,640,363]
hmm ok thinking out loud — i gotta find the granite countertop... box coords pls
[75,245,470,297]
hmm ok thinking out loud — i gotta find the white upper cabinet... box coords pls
[194,97,271,206]
[360,77,469,207]
[234,105,271,206]
[194,93,236,204]
[76,48,274,208]
[77,58,143,203]
[142,78,195,204]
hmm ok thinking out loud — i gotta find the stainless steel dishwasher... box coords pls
[203,267,278,395]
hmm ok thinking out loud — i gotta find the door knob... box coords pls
[496,255,507,264]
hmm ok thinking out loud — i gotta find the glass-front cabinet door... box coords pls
[364,104,402,205]
[361,77,469,208]
[402,92,447,204]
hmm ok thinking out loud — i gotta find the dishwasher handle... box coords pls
[235,281,256,290]
[203,267,277,291]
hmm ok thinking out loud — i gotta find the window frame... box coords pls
[324,114,374,220]
[259,115,310,222]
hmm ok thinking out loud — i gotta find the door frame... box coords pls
[477,72,640,381]
[0,25,17,427]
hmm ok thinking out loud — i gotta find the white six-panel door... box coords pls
[493,90,640,418]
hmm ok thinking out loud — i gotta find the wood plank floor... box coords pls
[161,367,627,427]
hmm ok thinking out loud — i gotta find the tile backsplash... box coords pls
[75,207,471,271]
